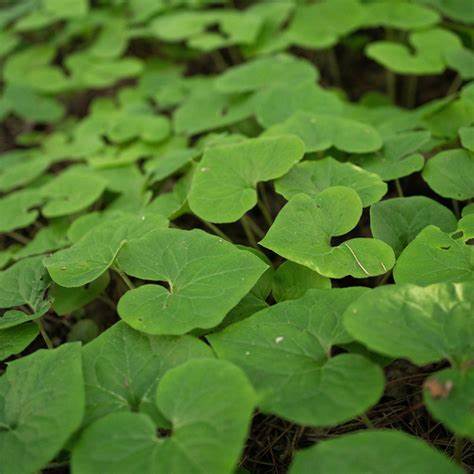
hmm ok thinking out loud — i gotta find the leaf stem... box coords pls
[199,219,232,242]
[327,47,341,86]
[386,70,396,103]
[395,179,404,197]
[113,267,135,290]
[454,436,464,464]
[404,75,417,108]
[447,74,462,96]
[36,319,53,349]
[257,183,273,227]
[240,215,258,248]
[7,231,30,245]
[452,199,460,219]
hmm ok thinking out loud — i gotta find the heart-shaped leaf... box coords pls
[81,321,213,426]
[116,228,268,334]
[394,216,474,285]
[209,288,384,426]
[289,430,463,474]
[260,187,395,278]
[422,149,474,200]
[0,189,43,233]
[344,282,474,367]
[72,359,256,474]
[188,135,304,223]
[370,196,457,256]
[0,344,84,474]
[275,157,387,207]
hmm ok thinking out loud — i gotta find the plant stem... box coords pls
[395,179,404,197]
[257,183,273,227]
[113,267,135,290]
[36,319,53,349]
[246,214,265,239]
[327,48,341,86]
[447,74,462,96]
[386,70,396,103]
[212,50,227,71]
[454,436,463,464]
[360,413,375,429]
[452,199,460,219]
[241,216,258,248]
[377,270,392,287]
[7,231,30,245]
[405,75,417,108]
[200,219,232,242]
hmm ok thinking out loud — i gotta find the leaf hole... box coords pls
[156,427,172,438]
[451,231,464,240]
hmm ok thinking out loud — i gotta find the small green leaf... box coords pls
[459,126,474,151]
[272,261,331,302]
[72,359,256,474]
[209,288,384,426]
[0,323,38,361]
[44,213,168,287]
[289,430,463,474]
[275,157,387,207]
[344,282,474,367]
[117,228,268,334]
[0,189,43,233]
[260,187,395,278]
[188,135,304,223]
[370,196,457,256]
[424,368,474,439]
[0,344,84,474]
[422,149,474,200]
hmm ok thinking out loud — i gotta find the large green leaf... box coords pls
[72,359,256,474]
[275,157,387,207]
[370,196,457,256]
[0,344,84,474]
[188,135,304,223]
[209,289,384,426]
[260,187,395,278]
[290,430,463,474]
[422,149,474,200]
[117,228,268,334]
[81,321,213,426]
[344,282,474,367]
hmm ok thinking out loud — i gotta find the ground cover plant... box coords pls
[0,0,473,472]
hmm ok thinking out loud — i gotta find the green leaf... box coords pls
[260,187,395,278]
[145,148,199,183]
[459,126,474,151]
[265,111,382,153]
[188,135,304,223]
[116,228,268,334]
[275,157,386,207]
[215,54,318,94]
[0,256,50,311]
[51,272,110,316]
[81,321,213,426]
[394,218,474,285]
[366,28,462,75]
[417,0,474,23]
[344,282,474,367]
[256,83,343,129]
[209,288,384,426]
[352,131,429,181]
[370,196,457,256]
[44,213,168,287]
[67,319,99,344]
[424,368,474,438]
[72,359,256,474]
[0,189,43,233]
[0,344,84,474]
[364,2,440,30]
[286,0,365,49]
[422,149,474,200]
[289,430,463,474]
[0,323,38,361]
[272,261,331,302]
